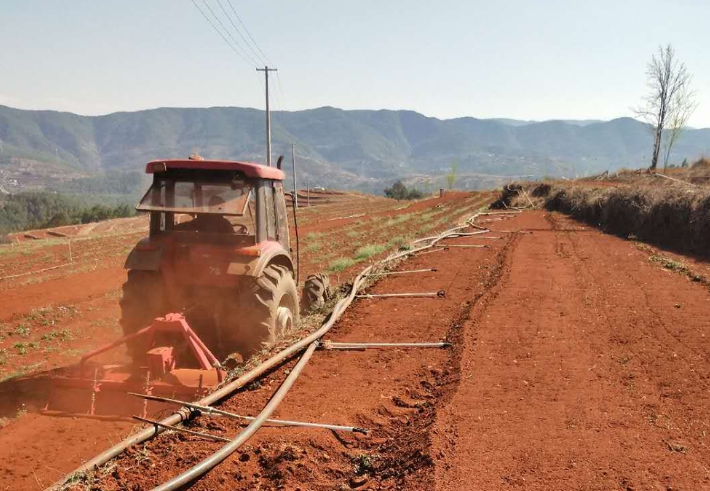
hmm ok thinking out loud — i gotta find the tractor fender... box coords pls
[124,240,164,271]
[227,242,294,278]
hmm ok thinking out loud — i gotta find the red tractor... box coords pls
[121,158,299,361]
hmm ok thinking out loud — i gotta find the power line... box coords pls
[194,0,285,166]
[218,2,285,113]
[190,0,256,67]
[226,0,273,66]
[257,69,281,116]
[257,65,281,113]
[216,0,268,67]
[200,0,260,66]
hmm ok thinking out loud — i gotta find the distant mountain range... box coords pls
[490,118,604,127]
[0,104,708,195]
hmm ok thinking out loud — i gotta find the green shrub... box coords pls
[384,181,424,200]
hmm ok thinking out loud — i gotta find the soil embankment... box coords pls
[543,184,710,255]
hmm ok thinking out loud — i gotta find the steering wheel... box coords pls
[234,224,249,234]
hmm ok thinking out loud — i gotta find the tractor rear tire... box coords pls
[239,264,299,358]
[119,270,167,361]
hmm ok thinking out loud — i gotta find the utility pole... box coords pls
[256,66,278,167]
[291,143,298,208]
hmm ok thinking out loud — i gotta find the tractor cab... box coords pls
[137,160,290,248]
[139,171,254,236]
[121,159,299,361]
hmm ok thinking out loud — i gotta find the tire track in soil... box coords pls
[347,223,519,491]
[430,222,522,489]
[433,211,710,491]
[558,215,710,489]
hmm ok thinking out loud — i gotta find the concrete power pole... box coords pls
[291,143,298,208]
[256,66,278,167]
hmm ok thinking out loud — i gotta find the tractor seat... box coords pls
[174,214,234,234]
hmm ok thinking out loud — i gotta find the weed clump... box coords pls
[328,257,356,273]
[303,242,321,253]
[387,236,411,251]
[490,184,523,209]
[353,453,380,475]
[354,244,386,261]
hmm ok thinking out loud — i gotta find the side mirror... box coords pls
[276,155,284,170]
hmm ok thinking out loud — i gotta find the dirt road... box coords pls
[434,212,710,490]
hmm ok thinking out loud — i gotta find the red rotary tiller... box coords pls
[46,313,225,417]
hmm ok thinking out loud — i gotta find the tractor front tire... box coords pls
[240,264,299,358]
[119,270,166,361]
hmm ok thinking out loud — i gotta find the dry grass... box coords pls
[490,183,546,209]
[684,157,710,184]
[581,156,710,188]
[534,183,710,255]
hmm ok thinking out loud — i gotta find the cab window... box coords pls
[264,182,277,240]
[274,182,289,247]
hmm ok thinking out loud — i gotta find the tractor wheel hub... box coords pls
[275,306,294,336]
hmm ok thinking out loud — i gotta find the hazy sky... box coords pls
[2,0,709,126]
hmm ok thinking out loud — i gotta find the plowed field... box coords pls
[0,190,493,490]
[2,197,710,491]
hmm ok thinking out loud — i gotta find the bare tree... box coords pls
[446,159,458,190]
[662,83,697,170]
[634,44,695,171]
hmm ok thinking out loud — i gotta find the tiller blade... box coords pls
[45,313,225,418]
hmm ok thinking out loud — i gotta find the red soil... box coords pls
[434,212,710,490]
[5,202,710,491]
[63,203,508,491]
[0,191,483,491]
[47,209,710,491]
[0,267,125,319]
